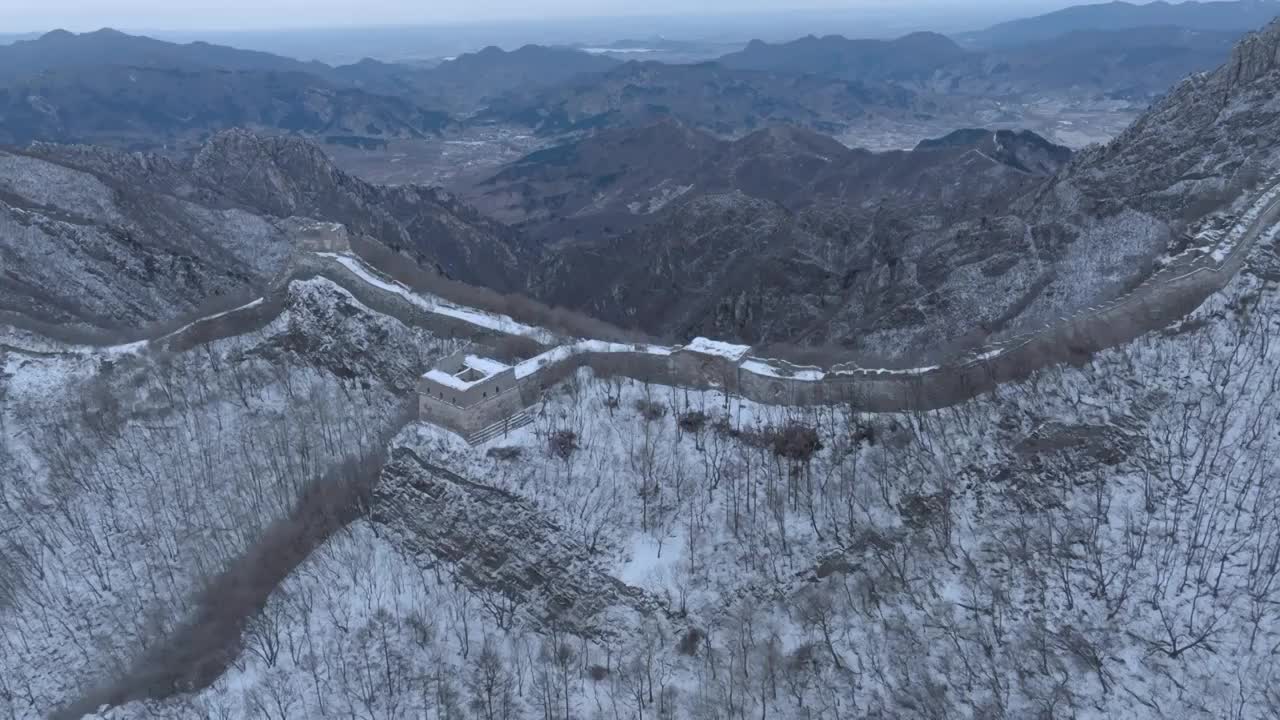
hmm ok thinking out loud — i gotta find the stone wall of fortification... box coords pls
[499,243,1245,418]
[287,255,513,343]
[419,386,528,438]
[67,186,1270,447]
[137,222,1253,443]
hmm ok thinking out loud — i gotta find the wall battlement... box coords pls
[19,181,1272,445]
[415,179,1280,443]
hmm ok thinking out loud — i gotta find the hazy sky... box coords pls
[2,0,1077,33]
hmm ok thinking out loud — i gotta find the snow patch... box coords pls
[618,532,685,591]
[740,358,825,381]
[463,355,510,375]
[683,337,751,360]
[318,252,557,344]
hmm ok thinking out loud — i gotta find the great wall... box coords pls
[7,179,1280,445]
[14,177,1280,716]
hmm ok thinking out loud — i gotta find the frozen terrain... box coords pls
[3,202,1279,717]
[7,16,1280,720]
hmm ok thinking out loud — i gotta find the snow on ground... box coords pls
[113,223,1280,718]
[0,277,457,718]
[513,339,673,379]
[10,201,1280,718]
[618,532,685,594]
[683,337,751,360]
[738,358,825,380]
[425,367,481,389]
[464,354,511,375]
[319,252,558,344]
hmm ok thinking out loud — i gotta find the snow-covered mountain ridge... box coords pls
[9,15,1280,720]
[4,155,1280,716]
[43,221,1280,716]
[11,158,1276,422]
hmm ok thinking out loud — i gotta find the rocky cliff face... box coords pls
[1066,18,1280,210]
[1004,18,1280,341]
[372,446,673,642]
[1227,18,1280,84]
[0,144,291,331]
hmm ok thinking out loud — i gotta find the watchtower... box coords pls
[417,349,530,443]
[670,337,751,392]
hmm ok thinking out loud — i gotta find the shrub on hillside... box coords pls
[733,422,823,461]
[678,410,709,434]
[548,430,579,461]
[635,398,667,422]
[771,424,823,462]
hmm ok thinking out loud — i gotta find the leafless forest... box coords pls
[4,243,1280,719]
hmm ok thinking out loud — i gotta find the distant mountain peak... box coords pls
[717,30,969,81]
[964,0,1280,47]
[737,123,851,157]
[195,127,334,173]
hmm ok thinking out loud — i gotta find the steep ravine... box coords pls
[52,429,402,720]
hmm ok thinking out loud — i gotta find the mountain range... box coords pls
[717,31,972,81]
[453,15,1280,358]
[959,0,1280,47]
[9,8,1280,720]
[0,30,621,149]
[4,2,1274,156]
[453,122,1079,357]
[720,26,1241,101]
[7,10,1279,360]
[474,59,945,138]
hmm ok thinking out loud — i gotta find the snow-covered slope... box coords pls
[19,208,1277,717]
[0,277,458,716]
[9,17,1280,720]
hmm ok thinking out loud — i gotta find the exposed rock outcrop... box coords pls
[372,446,673,641]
